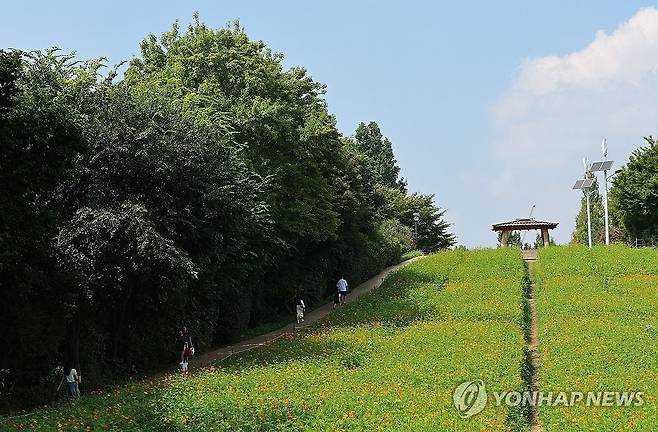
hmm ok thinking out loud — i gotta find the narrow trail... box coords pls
[189,256,425,371]
[522,249,543,432]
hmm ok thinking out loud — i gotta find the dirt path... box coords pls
[189,256,425,371]
[522,250,543,432]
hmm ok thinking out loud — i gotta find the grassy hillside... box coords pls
[2,248,528,431]
[535,245,658,431]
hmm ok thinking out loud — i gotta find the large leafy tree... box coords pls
[1,50,272,409]
[0,49,87,408]
[376,185,455,252]
[610,137,658,240]
[354,121,405,190]
[125,18,341,248]
[124,19,356,319]
[60,79,272,360]
[1,18,457,410]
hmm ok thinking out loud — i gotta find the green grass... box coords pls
[400,249,424,262]
[535,245,658,431]
[2,248,528,431]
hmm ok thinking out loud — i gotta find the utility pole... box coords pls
[602,139,610,245]
[585,188,592,248]
[584,157,592,249]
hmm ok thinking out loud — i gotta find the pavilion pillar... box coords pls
[541,228,550,247]
[501,229,510,247]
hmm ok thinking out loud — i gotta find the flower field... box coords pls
[3,248,528,431]
[535,245,658,431]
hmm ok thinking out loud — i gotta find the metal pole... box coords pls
[586,190,592,248]
[413,212,420,246]
[603,169,610,245]
[601,139,610,245]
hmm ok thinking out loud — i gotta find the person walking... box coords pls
[58,364,81,399]
[336,276,348,306]
[294,293,306,323]
[332,291,340,310]
[180,326,194,372]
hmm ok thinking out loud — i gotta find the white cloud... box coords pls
[489,7,658,243]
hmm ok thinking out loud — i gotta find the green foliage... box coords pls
[0,49,91,409]
[400,249,424,261]
[1,48,274,409]
[609,136,658,240]
[376,185,455,252]
[533,233,555,248]
[353,121,404,190]
[498,230,521,247]
[3,249,527,431]
[1,17,455,411]
[126,19,341,247]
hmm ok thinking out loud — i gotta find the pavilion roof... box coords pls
[492,218,559,231]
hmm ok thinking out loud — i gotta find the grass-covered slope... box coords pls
[535,245,658,431]
[3,248,527,431]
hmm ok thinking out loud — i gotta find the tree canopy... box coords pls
[609,137,658,240]
[0,18,454,411]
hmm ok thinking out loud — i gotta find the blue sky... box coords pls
[3,1,658,246]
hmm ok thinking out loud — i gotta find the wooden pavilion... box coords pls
[492,218,558,247]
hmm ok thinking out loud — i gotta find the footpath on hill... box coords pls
[522,248,543,432]
[189,256,425,371]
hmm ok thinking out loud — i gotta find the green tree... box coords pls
[124,19,360,322]
[376,186,455,252]
[125,18,341,248]
[0,49,88,409]
[497,231,521,247]
[1,49,272,409]
[534,232,555,248]
[353,121,405,190]
[609,136,658,240]
[1,18,458,410]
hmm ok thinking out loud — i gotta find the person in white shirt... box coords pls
[58,365,81,399]
[294,293,306,323]
[336,277,348,306]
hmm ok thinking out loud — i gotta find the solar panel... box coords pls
[590,162,603,171]
[573,178,594,189]
[589,160,614,172]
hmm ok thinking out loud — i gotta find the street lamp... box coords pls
[573,158,594,248]
[589,139,614,245]
[413,212,420,245]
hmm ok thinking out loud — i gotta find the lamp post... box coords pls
[584,157,592,249]
[590,139,614,245]
[413,212,420,246]
[602,140,610,245]
[573,159,594,249]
